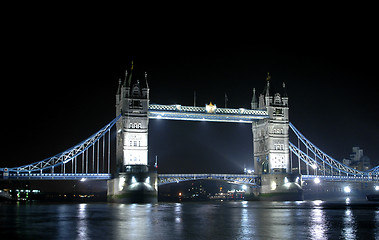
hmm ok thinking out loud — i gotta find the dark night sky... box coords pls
[2,8,378,173]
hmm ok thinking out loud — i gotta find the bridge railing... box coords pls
[4,173,111,180]
[148,104,268,123]
[149,104,268,116]
[301,175,379,182]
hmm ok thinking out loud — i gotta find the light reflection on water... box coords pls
[77,203,88,240]
[310,207,328,240]
[0,201,378,239]
[342,208,356,239]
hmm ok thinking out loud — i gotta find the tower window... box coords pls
[129,122,142,129]
[133,100,142,107]
[275,108,283,115]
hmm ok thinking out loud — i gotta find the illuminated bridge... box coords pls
[1,69,378,200]
[1,105,377,184]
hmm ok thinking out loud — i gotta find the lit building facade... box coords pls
[252,73,289,175]
[115,67,149,172]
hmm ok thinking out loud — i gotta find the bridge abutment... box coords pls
[107,166,157,203]
[259,173,303,200]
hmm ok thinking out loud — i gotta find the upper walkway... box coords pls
[148,104,268,123]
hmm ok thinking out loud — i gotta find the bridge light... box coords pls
[80,178,86,182]
[271,181,276,190]
[314,177,320,184]
[119,176,126,190]
[131,176,137,184]
[242,185,247,190]
[344,186,351,193]
[311,164,317,169]
[375,186,379,191]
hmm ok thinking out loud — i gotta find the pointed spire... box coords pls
[251,88,258,109]
[144,71,149,89]
[264,72,272,107]
[117,78,122,95]
[127,61,134,87]
[265,72,270,97]
[123,69,128,86]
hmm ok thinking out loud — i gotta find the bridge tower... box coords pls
[252,73,302,200]
[107,63,157,203]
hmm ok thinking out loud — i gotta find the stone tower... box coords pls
[252,73,302,200]
[108,63,157,203]
[115,64,149,172]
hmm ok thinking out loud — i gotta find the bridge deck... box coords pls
[2,173,378,183]
[148,104,268,123]
[302,175,379,182]
[2,173,111,180]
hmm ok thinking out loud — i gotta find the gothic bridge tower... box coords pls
[108,63,157,203]
[251,73,302,200]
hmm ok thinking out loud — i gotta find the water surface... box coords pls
[1,201,378,239]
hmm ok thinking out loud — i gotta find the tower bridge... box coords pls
[1,67,378,202]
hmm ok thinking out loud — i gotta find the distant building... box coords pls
[342,147,371,171]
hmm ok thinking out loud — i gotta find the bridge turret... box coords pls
[115,63,150,172]
[109,63,157,203]
[252,73,301,200]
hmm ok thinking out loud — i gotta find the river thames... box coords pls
[1,201,378,239]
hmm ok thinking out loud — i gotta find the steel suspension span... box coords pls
[0,115,121,180]
[288,123,379,181]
